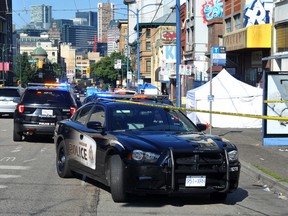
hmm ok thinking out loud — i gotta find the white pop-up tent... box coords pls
[186,69,263,128]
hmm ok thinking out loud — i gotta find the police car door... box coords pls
[84,105,108,179]
[68,104,96,173]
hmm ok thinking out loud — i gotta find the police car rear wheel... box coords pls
[13,128,22,141]
[110,155,127,203]
[56,140,72,178]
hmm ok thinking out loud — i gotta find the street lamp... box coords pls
[126,3,162,92]
[175,0,181,107]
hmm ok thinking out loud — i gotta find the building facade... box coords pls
[30,4,52,30]
[124,0,175,44]
[222,0,273,87]
[0,0,13,85]
[19,33,58,64]
[76,11,98,28]
[266,0,288,71]
[97,3,114,41]
[61,25,97,52]
[60,43,76,83]
[107,20,120,56]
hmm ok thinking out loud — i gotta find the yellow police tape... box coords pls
[113,99,288,122]
[264,100,288,103]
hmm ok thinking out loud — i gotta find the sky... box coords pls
[12,0,127,29]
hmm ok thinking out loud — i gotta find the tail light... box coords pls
[18,104,25,113]
[70,107,76,116]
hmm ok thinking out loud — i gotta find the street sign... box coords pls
[212,46,226,66]
[127,71,132,80]
[28,59,38,63]
[114,59,122,69]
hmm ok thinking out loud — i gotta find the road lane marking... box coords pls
[0,165,30,170]
[23,158,37,163]
[0,185,8,189]
[0,157,16,162]
[0,175,21,178]
[11,146,23,153]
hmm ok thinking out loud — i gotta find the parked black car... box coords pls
[54,95,240,203]
[13,84,78,141]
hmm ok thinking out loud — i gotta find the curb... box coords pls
[240,160,288,197]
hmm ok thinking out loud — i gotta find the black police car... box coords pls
[54,95,240,202]
[13,83,78,141]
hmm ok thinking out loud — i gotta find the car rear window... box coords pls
[22,89,74,105]
[0,89,20,97]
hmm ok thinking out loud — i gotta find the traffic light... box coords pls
[86,66,90,78]
[38,59,43,69]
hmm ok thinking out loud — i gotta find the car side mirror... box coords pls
[87,121,104,130]
[197,123,208,132]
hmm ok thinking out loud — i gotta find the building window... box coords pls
[234,14,241,30]
[276,23,288,52]
[146,59,151,72]
[225,18,231,33]
[146,28,151,38]
[146,41,151,51]
[52,52,55,56]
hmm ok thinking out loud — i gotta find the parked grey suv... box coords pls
[0,86,23,117]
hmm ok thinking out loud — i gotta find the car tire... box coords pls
[110,155,127,203]
[13,128,22,141]
[210,192,228,202]
[56,140,73,178]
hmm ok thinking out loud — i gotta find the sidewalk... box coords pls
[210,127,288,197]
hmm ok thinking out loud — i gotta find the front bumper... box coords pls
[124,149,240,195]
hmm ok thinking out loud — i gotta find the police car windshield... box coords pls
[110,105,198,132]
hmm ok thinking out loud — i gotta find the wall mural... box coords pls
[201,0,224,24]
[244,0,273,27]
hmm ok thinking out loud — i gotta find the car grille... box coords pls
[164,148,228,191]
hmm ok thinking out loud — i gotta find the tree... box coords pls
[15,53,61,85]
[15,53,32,86]
[90,52,126,89]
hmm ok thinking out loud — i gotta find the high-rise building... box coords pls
[31,4,52,29]
[0,0,12,45]
[107,20,120,56]
[61,25,97,52]
[76,11,98,28]
[97,3,114,41]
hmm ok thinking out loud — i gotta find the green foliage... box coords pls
[90,52,127,88]
[15,53,61,85]
[15,53,32,86]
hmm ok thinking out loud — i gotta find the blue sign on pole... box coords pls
[212,46,226,66]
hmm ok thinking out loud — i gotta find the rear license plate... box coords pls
[185,175,206,187]
[39,122,55,126]
[42,109,53,116]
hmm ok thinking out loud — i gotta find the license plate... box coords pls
[185,175,206,187]
[42,109,53,116]
[39,122,55,126]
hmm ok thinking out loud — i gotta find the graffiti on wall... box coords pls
[244,0,273,27]
[201,0,224,24]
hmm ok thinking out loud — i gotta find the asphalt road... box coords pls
[0,116,287,216]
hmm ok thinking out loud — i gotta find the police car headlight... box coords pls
[228,150,238,162]
[132,150,160,163]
